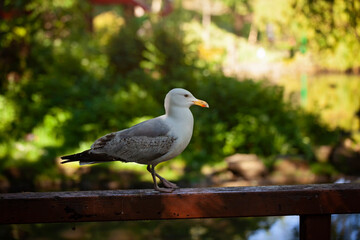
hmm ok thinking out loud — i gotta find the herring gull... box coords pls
[61,88,209,192]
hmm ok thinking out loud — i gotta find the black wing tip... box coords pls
[60,155,77,164]
[60,153,79,164]
[60,159,74,164]
[60,150,92,164]
[60,154,74,160]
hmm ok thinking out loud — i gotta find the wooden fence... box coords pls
[1,183,360,240]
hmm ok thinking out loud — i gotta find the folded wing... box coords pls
[62,117,177,165]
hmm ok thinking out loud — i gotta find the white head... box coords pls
[164,88,209,114]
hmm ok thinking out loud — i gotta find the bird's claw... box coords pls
[155,186,175,193]
[161,179,179,189]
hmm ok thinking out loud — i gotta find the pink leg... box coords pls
[147,165,175,193]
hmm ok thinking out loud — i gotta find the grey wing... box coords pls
[121,117,171,137]
[90,117,176,164]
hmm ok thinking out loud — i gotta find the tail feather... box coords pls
[61,150,122,165]
[61,150,92,164]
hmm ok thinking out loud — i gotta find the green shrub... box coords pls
[186,76,338,172]
[106,21,145,76]
[0,6,341,187]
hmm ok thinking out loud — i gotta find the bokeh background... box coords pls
[1,0,360,239]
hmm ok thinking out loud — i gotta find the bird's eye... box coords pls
[184,94,189,98]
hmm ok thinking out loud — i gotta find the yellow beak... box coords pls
[193,99,209,108]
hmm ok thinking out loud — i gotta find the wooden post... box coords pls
[300,214,331,240]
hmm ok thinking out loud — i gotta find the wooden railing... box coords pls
[1,183,360,240]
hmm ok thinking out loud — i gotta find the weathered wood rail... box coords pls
[1,183,360,239]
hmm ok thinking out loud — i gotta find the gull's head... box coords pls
[165,88,209,111]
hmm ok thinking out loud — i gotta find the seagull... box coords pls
[61,88,209,193]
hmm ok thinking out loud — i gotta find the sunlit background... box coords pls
[1,0,360,239]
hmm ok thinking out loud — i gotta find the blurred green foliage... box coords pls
[0,0,344,192]
[279,74,360,131]
[0,217,276,240]
[106,20,145,76]
[251,0,360,71]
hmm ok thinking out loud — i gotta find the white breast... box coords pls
[151,108,194,165]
